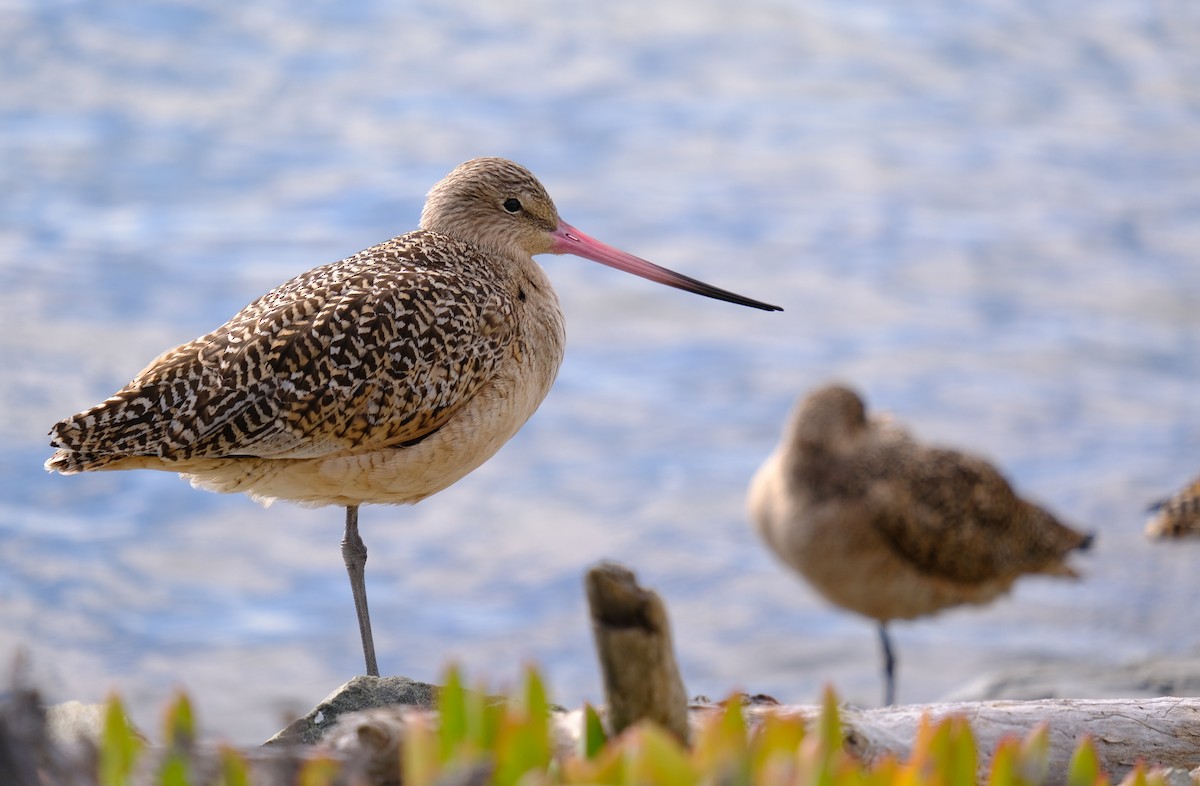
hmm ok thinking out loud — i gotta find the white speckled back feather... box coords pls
[49,231,522,466]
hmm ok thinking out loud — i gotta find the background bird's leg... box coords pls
[341,505,379,677]
[878,622,896,705]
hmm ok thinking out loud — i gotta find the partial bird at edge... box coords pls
[1145,474,1200,539]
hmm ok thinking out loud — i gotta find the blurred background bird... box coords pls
[1145,475,1200,540]
[748,383,1093,705]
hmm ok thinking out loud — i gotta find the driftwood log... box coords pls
[11,694,1199,786]
[743,698,1200,786]
[316,696,1200,786]
[585,561,690,743]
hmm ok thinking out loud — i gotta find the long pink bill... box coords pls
[549,221,783,312]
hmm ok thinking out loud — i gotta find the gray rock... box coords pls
[263,675,439,747]
[45,700,127,749]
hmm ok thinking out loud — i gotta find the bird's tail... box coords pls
[44,449,127,474]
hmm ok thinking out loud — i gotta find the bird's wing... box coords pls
[865,445,1029,583]
[49,235,519,464]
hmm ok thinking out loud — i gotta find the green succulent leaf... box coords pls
[627,722,698,786]
[99,694,143,786]
[163,692,196,749]
[439,664,469,762]
[946,717,978,786]
[1019,724,1051,786]
[217,747,251,786]
[987,737,1020,786]
[583,703,608,760]
[1067,735,1101,786]
[1119,764,1148,786]
[404,715,442,786]
[296,756,339,786]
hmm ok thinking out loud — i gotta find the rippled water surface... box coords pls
[2,0,1199,743]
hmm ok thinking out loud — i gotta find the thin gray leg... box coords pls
[342,505,379,677]
[878,622,895,706]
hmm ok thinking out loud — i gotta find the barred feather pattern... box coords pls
[47,230,523,475]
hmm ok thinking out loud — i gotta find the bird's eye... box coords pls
[502,198,522,213]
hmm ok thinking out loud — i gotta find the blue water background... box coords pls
[1,0,1198,743]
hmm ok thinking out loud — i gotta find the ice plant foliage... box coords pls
[90,668,1173,786]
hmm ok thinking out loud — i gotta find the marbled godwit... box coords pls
[748,384,1091,705]
[1145,474,1200,538]
[46,157,782,677]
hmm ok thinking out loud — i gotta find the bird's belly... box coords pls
[763,498,1015,622]
[798,535,1015,622]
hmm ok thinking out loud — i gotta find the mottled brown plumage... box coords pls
[47,157,780,677]
[1145,474,1200,539]
[46,160,569,505]
[748,384,1092,705]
